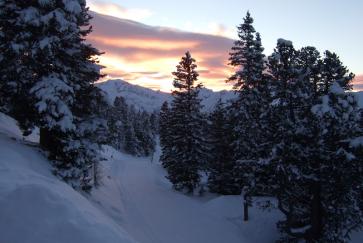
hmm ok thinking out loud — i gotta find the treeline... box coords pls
[106,96,157,157]
[160,12,363,242]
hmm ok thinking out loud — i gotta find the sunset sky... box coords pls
[87,0,363,91]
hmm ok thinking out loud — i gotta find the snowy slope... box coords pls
[97,79,236,112]
[2,97,363,243]
[92,146,284,243]
[90,144,363,243]
[0,113,136,243]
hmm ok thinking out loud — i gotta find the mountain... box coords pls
[97,79,236,112]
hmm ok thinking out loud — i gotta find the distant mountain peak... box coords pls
[97,79,236,112]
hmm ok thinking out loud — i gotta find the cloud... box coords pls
[353,74,363,91]
[87,0,153,21]
[88,12,235,91]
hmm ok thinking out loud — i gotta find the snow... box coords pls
[330,81,345,94]
[0,113,136,243]
[30,75,75,131]
[97,79,236,112]
[0,112,24,139]
[92,146,283,243]
[350,136,363,148]
[2,110,363,242]
[63,0,82,14]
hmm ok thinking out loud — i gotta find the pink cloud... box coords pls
[353,74,363,91]
[88,12,234,91]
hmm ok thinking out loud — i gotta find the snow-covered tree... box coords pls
[0,0,105,190]
[254,39,362,241]
[161,52,206,193]
[307,83,363,242]
[107,96,128,151]
[226,11,269,220]
[159,101,170,148]
[207,99,238,195]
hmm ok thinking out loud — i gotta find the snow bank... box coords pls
[0,113,136,243]
[0,112,23,138]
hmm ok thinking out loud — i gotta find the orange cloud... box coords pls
[89,12,234,92]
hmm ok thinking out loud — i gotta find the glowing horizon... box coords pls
[87,3,363,92]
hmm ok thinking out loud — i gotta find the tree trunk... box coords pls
[39,127,53,151]
[243,194,249,221]
[308,182,323,241]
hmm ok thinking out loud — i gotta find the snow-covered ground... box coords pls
[0,113,136,243]
[1,111,363,243]
[92,145,283,243]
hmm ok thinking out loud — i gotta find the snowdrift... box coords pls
[0,113,136,243]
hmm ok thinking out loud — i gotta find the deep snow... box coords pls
[0,113,136,243]
[1,111,363,243]
[92,145,283,243]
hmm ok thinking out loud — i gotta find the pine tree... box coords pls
[320,51,354,93]
[0,0,104,190]
[107,96,128,151]
[161,52,206,193]
[226,11,269,220]
[228,11,264,90]
[123,105,138,155]
[265,40,319,240]
[207,99,238,194]
[134,111,155,156]
[258,39,362,241]
[160,101,172,168]
[159,101,170,146]
[308,83,363,242]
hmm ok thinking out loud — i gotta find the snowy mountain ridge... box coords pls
[97,80,363,112]
[97,79,237,112]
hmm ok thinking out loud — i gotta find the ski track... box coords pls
[94,151,244,243]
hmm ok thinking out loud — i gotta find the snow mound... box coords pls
[0,112,23,138]
[0,113,137,243]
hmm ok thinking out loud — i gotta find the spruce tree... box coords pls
[0,0,104,190]
[228,11,264,90]
[161,52,206,193]
[107,96,128,151]
[123,105,138,155]
[320,51,354,93]
[159,101,170,148]
[207,99,238,194]
[226,11,269,220]
[308,83,363,242]
[259,39,362,241]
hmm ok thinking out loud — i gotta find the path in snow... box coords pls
[92,147,281,243]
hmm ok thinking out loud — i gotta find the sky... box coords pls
[87,0,363,91]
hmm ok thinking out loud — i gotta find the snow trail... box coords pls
[93,147,279,243]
